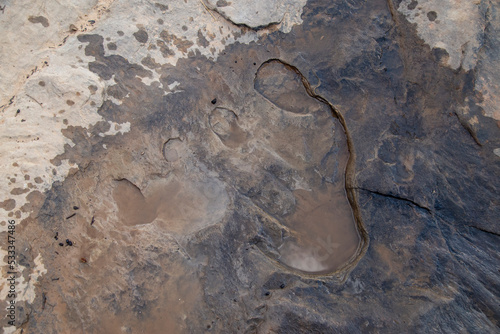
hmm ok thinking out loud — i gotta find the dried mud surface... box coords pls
[1,0,500,333]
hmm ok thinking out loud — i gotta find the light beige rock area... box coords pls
[398,0,500,121]
[205,0,307,31]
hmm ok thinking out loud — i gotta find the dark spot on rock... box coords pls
[11,188,29,195]
[141,55,161,69]
[88,85,98,94]
[157,40,175,57]
[0,199,16,211]
[59,243,64,247]
[24,175,30,180]
[432,47,450,65]
[69,24,78,32]
[78,34,105,57]
[117,30,124,36]
[211,98,217,104]
[197,29,209,48]
[79,34,152,82]
[20,193,37,212]
[66,213,76,219]
[134,29,149,44]
[34,177,43,184]
[90,101,96,106]
[38,81,45,87]
[160,30,193,53]
[182,25,188,31]
[107,42,117,50]
[66,100,75,106]
[264,291,270,296]
[157,18,164,25]
[407,0,418,10]
[155,3,169,11]
[280,283,285,289]
[73,206,79,210]
[216,0,230,6]
[54,232,58,240]
[28,16,49,27]
[253,62,256,65]
[427,11,437,22]
[66,239,73,246]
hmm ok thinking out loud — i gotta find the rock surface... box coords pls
[1,0,499,333]
[205,0,308,31]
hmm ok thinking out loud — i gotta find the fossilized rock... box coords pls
[0,0,499,333]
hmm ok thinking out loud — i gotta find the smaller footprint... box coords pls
[162,138,184,162]
[209,108,246,149]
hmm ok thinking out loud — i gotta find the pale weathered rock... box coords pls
[397,0,487,71]
[474,0,500,121]
[205,0,307,32]
[0,0,114,107]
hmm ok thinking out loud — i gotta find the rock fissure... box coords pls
[468,225,500,238]
[355,186,432,213]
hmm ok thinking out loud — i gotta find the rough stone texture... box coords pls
[205,0,308,31]
[1,0,500,333]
